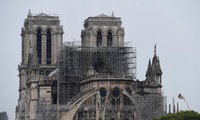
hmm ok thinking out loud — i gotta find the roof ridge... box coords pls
[36,12,50,16]
[95,13,111,17]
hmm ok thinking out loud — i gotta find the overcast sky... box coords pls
[0,0,200,119]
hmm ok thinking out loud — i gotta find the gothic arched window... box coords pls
[97,31,102,47]
[107,31,113,47]
[37,28,42,64]
[46,29,51,64]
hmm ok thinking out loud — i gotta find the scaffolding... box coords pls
[36,41,166,120]
[57,42,137,105]
[58,43,81,104]
[135,94,167,120]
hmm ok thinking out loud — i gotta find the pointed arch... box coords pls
[62,88,136,120]
[61,90,98,120]
[97,31,102,47]
[107,31,113,46]
[34,26,45,33]
[36,28,42,64]
[44,26,55,33]
[46,28,52,64]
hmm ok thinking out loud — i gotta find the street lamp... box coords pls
[178,93,191,110]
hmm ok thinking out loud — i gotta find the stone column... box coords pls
[29,80,38,120]
[42,33,46,65]
[117,28,125,47]
[21,28,25,64]
[24,33,30,64]
[102,35,107,47]
[96,92,100,120]
[55,32,62,64]
[89,31,94,47]
[112,35,117,47]
[51,34,55,64]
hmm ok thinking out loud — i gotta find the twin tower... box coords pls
[21,12,124,66]
[16,11,164,120]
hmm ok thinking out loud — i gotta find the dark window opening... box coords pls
[99,88,107,97]
[52,80,57,104]
[53,93,57,104]
[37,29,42,64]
[111,98,120,107]
[107,31,113,47]
[111,98,115,105]
[117,98,120,105]
[97,31,102,47]
[112,87,120,98]
[46,30,51,64]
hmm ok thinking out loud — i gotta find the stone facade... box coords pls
[81,14,124,47]
[16,11,165,120]
[16,10,63,120]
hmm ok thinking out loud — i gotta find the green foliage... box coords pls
[153,110,200,120]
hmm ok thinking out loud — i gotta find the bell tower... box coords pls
[16,10,63,120]
[19,10,63,90]
[81,13,125,47]
[21,10,63,66]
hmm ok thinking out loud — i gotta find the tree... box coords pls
[0,111,9,120]
[153,110,200,120]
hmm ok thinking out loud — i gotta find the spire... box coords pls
[145,59,152,78]
[145,45,162,82]
[157,56,162,73]
[28,9,32,17]
[154,44,157,56]
[152,45,162,75]
[147,59,151,71]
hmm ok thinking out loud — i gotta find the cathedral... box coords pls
[15,10,166,120]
